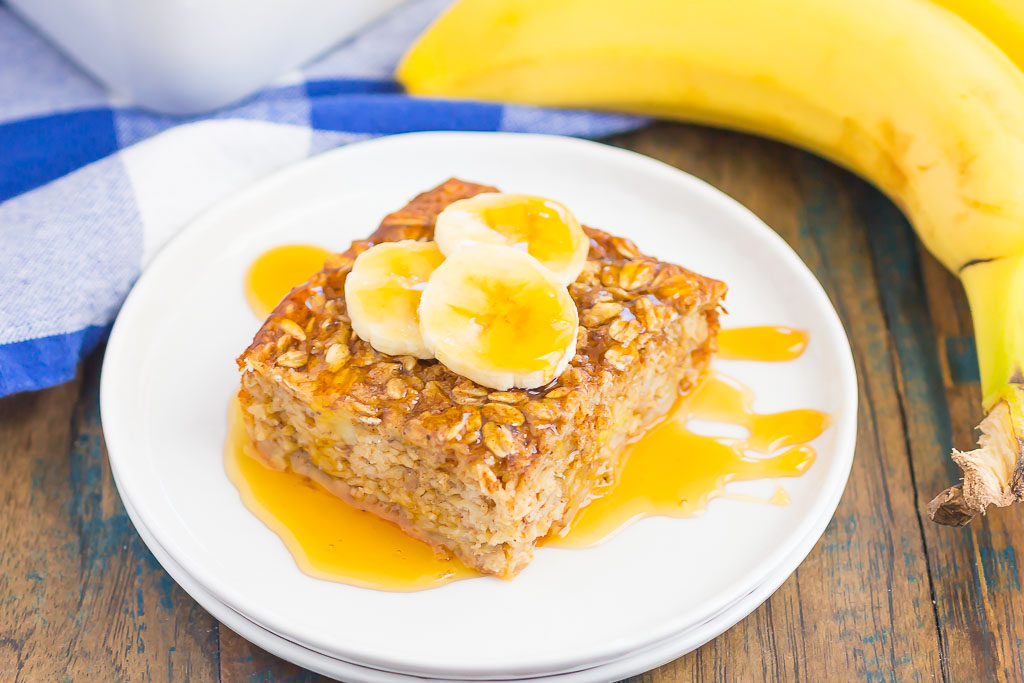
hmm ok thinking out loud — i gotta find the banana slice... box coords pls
[419,243,579,390]
[345,240,445,358]
[434,192,589,285]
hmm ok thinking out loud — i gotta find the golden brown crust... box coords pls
[238,178,726,484]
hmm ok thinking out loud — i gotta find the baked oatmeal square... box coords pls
[237,178,726,578]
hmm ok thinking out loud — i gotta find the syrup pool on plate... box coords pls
[245,244,332,318]
[225,400,476,591]
[547,370,828,548]
[717,325,808,361]
[233,244,831,590]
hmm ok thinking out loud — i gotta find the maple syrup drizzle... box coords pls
[546,371,828,548]
[717,325,809,362]
[244,244,332,318]
[226,400,476,591]
[476,195,576,265]
[233,248,831,590]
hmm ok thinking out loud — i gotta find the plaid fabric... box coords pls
[0,0,646,397]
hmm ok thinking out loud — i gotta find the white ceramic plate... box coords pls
[117,468,841,683]
[101,132,857,679]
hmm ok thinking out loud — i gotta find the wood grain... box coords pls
[0,122,1013,682]
[219,626,324,683]
[0,354,219,683]
[914,246,1024,683]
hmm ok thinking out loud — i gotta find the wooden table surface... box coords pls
[3,122,1022,682]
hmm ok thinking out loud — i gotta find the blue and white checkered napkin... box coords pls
[0,0,645,398]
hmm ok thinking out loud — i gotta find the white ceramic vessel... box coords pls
[7,0,403,114]
[100,132,858,679]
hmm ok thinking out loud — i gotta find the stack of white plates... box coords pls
[101,133,857,682]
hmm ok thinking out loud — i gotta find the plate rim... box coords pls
[116,459,842,683]
[101,130,858,678]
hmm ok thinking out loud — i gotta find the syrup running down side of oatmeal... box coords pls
[225,401,476,590]
[546,370,827,548]
[231,244,830,590]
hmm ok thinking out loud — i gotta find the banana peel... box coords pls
[929,253,1024,524]
[398,0,1024,525]
[929,389,1024,525]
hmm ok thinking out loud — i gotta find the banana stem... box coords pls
[928,254,1024,525]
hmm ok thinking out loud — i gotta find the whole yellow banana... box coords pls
[932,0,1024,73]
[398,0,1024,524]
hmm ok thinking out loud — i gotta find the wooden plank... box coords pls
[0,378,81,681]
[219,626,328,683]
[914,243,1024,682]
[836,166,1024,682]
[611,123,944,682]
[0,352,219,681]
